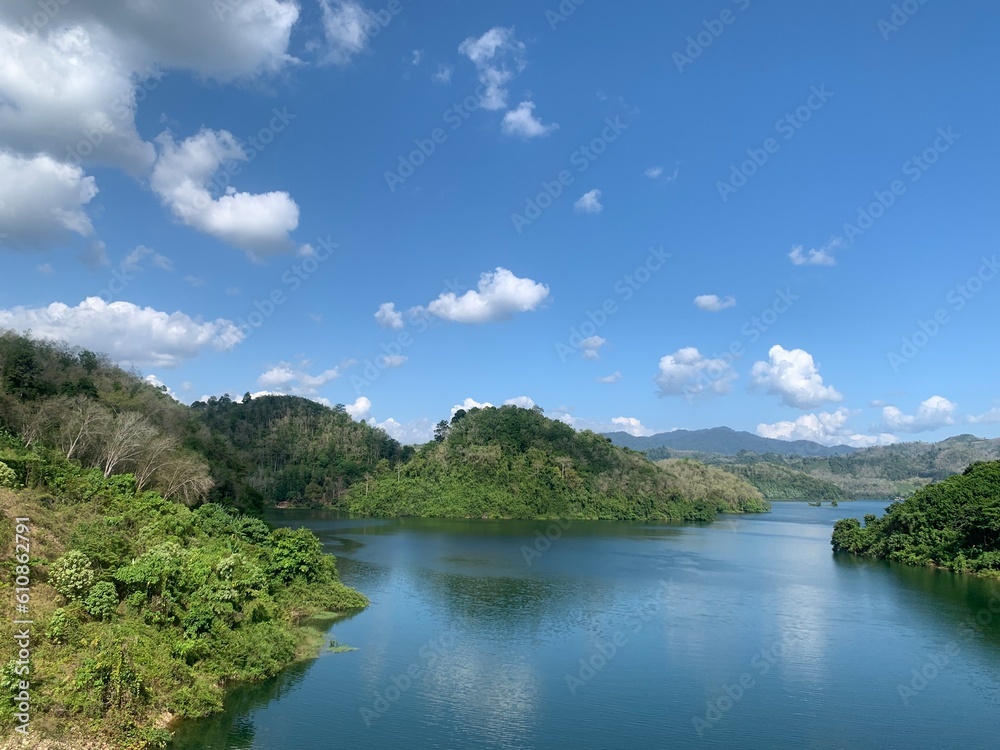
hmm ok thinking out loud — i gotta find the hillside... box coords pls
[0,331,406,513]
[832,461,1000,576]
[347,405,769,521]
[721,461,848,501]
[604,427,857,457]
[0,434,367,747]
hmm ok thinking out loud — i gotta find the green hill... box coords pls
[832,461,1000,576]
[721,461,847,501]
[604,426,857,457]
[346,405,769,521]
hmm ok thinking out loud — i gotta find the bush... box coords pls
[85,581,120,620]
[49,549,95,602]
[0,460,17,488]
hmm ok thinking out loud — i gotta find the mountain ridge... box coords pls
[603,426,858,457]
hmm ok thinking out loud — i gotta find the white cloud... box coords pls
[789,237,841,267]
[150,129,300,257]
[345,396,372,420]
[374,302,404,329]
[432,63,453,83]
[458,27,526,111]
[378,354,408,368]
[574,189,603,214]
[750,345,843,409]
[610,417,655,438]
[758,408,898,448]
[694,294,736,312]
[504,396,535,409]
[318,0,376,66]
[144,374,180,401]
[122,245,173,273]
[37,263,54,275]
[579,335,607,360]
[656,347,736,397]
[451,398,493,417]
[0,151,98,247]
[596,371,622,384]
[644,166,663,179]
[372,417,433,445]
[501,101,558,138]
[425,267,549,324]
[883,396,957,433]
[969,407,1000,425]
[411,50,422,66]
[0,297,243,368]
[257,362,345,394]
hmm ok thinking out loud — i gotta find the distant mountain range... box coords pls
[603,427,858,457]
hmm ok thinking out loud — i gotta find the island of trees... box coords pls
[832,461,1000,577]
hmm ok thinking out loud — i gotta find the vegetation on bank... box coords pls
[720,462,848,501]
[346,406,770,520]
[831,461,1000,577]
[0,435,367,748]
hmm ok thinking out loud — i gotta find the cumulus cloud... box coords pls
[0,297,242,368]
[318,0,376,66]
[144,374,180,401]
[596,371,622,384]
[694,294,736,312]
[451,397,493,417]
[345,396,372,420]
[0,151,98,248]
[882,396,957,433]
[150,129,300,257]
[758,408,898,448]
[257,361,346,395]
[378,354,408,368]
[574,189,603,214]
[374,302,404,329]
[750,345,843,409]
[504,396,536,409]
[501,101,558,138]
[122,245,173,273]
[969,407,1000,425]
[656,347,736,397]
[372,417,433,445]
[579,335,607,360]
[611,416,655,437]
[425,268,549,324]
[789,237,841,267]
[458,27,526,111]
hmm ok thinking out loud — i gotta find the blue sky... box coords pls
[1,0,998,445]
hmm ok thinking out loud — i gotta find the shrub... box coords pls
[0,460,17,488]
[49,549,95,602]
[85,581,120,620]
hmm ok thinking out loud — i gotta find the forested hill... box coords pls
[832,461,1000,576]
[0,331,406,514]
[347,405,769,521]
[604,427,857,457]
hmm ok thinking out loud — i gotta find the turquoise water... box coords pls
[171,502,1000,749]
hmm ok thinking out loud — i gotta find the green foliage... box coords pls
[85,581,121,620]
[0,439,368,746]
[0,460,16,488]
[347,406,769,521]
[723,462,848,501]
[831,461,1000,576]
[49,549,96,602]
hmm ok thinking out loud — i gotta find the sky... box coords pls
[0,0,998,446]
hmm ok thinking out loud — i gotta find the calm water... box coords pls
[171,502,1000,749]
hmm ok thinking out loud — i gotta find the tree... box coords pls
[242,392,252,405]
[434,420,450,443]
[55,395,109,461]
[451,409,467,425]
[99,412,157,478]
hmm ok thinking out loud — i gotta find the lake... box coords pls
[170,502,1000,749]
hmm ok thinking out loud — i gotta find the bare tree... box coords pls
[55,396,109,461]
[99,412,157,478]
[159,455,214,505]
[133,434,179,492]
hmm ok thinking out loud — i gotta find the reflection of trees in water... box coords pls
[832,553,1000,650]
[169,610,365,749]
